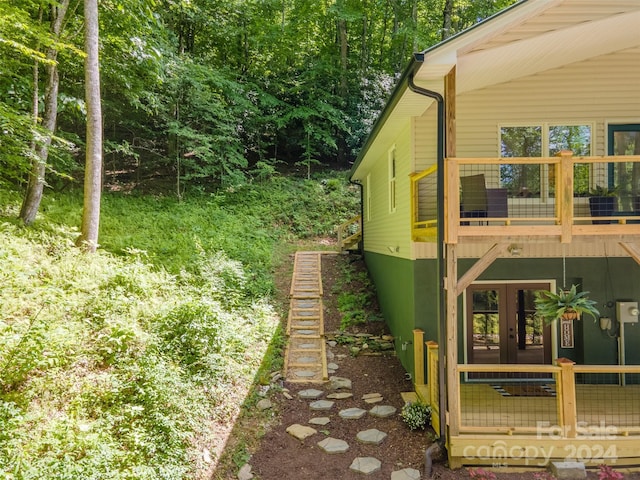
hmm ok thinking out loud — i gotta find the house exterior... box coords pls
[350,0,640,469]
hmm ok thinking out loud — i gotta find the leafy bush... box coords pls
[400,401,432,431]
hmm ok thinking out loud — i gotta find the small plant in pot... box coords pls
[589,185,618,224]
[534,284,600,324]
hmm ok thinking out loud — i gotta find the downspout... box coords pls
[407,54,448,445]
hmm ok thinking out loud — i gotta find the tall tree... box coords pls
[76,0,102,252]
[19,0,71,225]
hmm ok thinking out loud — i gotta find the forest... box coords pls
[1,1,517,478]
[2,0,516,200]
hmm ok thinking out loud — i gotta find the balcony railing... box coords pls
[411,153,640,243]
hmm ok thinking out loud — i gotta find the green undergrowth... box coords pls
[333,258,380,331]
[0,172,358,479]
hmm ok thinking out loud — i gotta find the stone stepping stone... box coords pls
[369,405,397,418]
[362,393,382,400]
[295,356,318,363]
[339,407,367,419]
[298,389,324,399]
[293,370,316,378]
[349,457,381,475]
[310,400,334,411]
[363,393,383,404]
[327,392,352,400]
[327,340,337,347]
[330,376,352,390]
[327,362,339,370]
[256,399,272,411]
[309,417,330,426]
[295,329,316,335]
[356,428,387,445]
[317,437,349,454]
[286,424,317,440]
[391,468,421,480]
[299,343,317,349]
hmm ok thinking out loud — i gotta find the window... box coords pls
[499,124,592,198]
[388,146,397,213]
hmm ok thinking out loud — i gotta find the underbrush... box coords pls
[0,172,358,479]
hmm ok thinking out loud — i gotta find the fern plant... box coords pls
[534,284,600,324]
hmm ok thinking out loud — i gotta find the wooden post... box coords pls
[413,329,425,386]
[556,357,577,438]
[446,243,460,436]
[445,66,456,159]
[426,341,440,434]
[445,158,460,244]
[558,151,573,243]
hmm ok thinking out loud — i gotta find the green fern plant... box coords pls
[534,284,600,324]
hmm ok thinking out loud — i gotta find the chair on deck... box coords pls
[460,174,488,223]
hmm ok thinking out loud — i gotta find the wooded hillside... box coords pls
[1,0,516,195]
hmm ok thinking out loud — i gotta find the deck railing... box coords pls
[454,360,640,437]
[411,153,640,243]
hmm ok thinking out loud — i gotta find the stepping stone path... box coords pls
[339,407,367,419]
[317,437,350,454]
[327,392,353,400]
[356,428,387,445]
[350,457,382,475]
[309,400,334,410]
[298,388,324,399]
[330,376,352,390]
[391,468,421,480]
[309,417,330,426]
[362,393,383,404]
[369,405,397,418]
[286,424,317,440]
[282,252,414,477]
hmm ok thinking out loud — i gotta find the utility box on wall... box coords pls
[616,301,639,324]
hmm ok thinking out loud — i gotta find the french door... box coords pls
[466,283,552,366]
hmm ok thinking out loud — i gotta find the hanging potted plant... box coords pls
[534,284,600,324]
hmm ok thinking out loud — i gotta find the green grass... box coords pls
[0,172,359,479]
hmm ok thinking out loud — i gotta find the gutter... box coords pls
[407,55,448,444]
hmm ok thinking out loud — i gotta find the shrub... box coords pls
[400,401,431,431]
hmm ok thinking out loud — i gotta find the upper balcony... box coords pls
[411,152,640,244]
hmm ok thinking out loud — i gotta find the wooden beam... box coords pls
[445,157,460,244]
[445,66,456,158]
[559,151,573,243]
[413,329,425,386]
[456,243,509,296]
[445,243,460,436]
[619,242,640,266]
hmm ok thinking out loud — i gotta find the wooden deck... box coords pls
[413,335,640,468]
[411,153,640,245]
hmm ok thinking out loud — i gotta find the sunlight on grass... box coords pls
[0,172,359,479]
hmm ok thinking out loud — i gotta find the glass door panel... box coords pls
[467,283,551,367]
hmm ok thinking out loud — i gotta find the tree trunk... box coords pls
[77,0,102,252]
[19,1,70,225]
[442,0,454,40]
[337,11,348,166]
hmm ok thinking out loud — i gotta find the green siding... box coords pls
[364,252,439,379]
[366,253,640,379]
